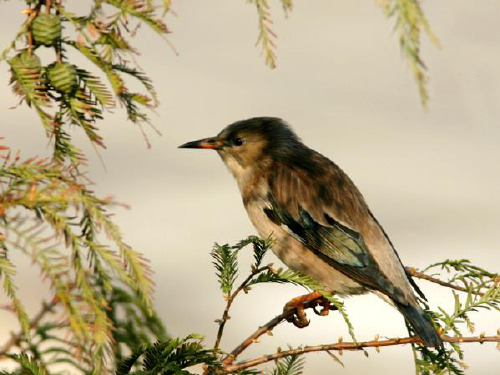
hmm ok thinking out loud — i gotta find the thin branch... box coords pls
[222,297,332,366]
[224,334,500,373]
[214,266,272,350]
[406,266,485,296]
[0,297,55,358]
[222,263,490,366]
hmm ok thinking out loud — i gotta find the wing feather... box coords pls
[265,158,407,301]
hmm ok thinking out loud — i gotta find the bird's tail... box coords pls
[396,302,443,347]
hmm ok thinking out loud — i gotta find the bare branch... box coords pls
[222,296,334,367]
[221,263,492,367]
[214,265,273,350]
[224,334,500,373]
[406,266,486,296]
[217,264,499,373]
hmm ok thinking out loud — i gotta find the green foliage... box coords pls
[4,0,438,136]
[0,145,162,373]
[377,0,439,108]
[1,2,496,375]
[251,235,274,269]
[268,354,305,375]
[411,345,466,375]
[6,354,47,375]
[248,0,278,69]
[108,284,168,364]
[116,335,219,375]
[247,0,436,107]
[212,243,239,296]
[152,237,498,374]
[213,236,355,342]
[409,260,500,374]
[0,248,30,338]
[1,0,170,164]
[1,2,170,373]
[0,282,166,374]
[424,259,499,336]
[4,212,497,375]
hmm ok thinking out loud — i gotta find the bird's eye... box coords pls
[233,137,244,146]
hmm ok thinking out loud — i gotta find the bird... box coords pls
[179,117,442,347]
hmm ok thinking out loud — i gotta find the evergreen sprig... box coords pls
[245,0,436,108]
[0,248,30,338]
[211,243,239,296]
[377,0,439,108]
[209,236,497,374]
[115,335,219,375]
[2,0,170,163]
[6,354,47,375]
[0,282,167,374]
[0,146,157,372]
[279,0,293,16]
[249,0,278,69]
[409,260,500,374]
[209,235,356,369]
[1,3,169,372]
[107,284,168,364]
[268,353,305,375]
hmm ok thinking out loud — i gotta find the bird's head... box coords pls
[179,117,301,181]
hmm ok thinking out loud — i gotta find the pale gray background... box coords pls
[1,1,499,374]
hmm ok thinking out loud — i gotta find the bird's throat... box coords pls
[219,153,249,188]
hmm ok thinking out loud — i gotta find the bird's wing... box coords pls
[264,160,406,300]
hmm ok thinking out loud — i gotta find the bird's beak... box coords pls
[178,137,220,150]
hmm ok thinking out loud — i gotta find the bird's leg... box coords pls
[283,292,337,328]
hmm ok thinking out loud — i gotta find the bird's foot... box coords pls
[283,292,337,328]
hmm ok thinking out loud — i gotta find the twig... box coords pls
[406,267,485,296]
[216,263,497,373]
[224,334,500,373]
[222,297,332,367]
[213,265,272,350]
[221,264,488,366]
[0,298,55,358]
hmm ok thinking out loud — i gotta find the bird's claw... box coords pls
[283,292,337,328]
[313,305,330,316]
[285,304,310,328]
[315,296,336,316]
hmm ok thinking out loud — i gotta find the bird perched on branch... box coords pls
[179,117,442,347]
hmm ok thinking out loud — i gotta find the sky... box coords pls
[1,1,500,374]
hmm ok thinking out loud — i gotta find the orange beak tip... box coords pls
[178,138,219,150]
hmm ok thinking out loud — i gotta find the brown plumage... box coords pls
[179,117,442,347]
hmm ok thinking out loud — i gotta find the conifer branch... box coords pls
[214,265,273,350]
[377,0,440,108]
[280,0,293,16]
[250,0,277,68]
[207,238,499,374]
[3,0,171,163]
[0,297,55,359]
